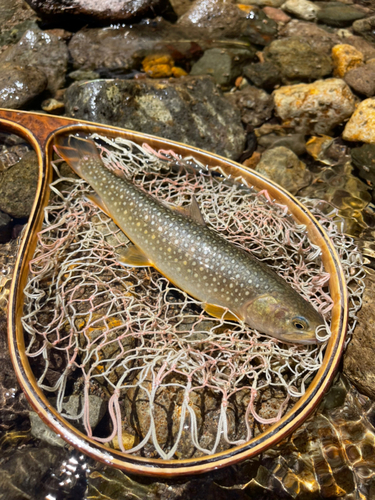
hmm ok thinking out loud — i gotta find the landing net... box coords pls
[21,135,365,459]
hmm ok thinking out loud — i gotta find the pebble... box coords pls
[225,85,274,128]
[344,62,375,97]
[343,98,375,143]
[273,78,356,135]
[282,0,320,21]
[262,6,291,24]
[190,47,256,89]
[332,44,364,78]
[257,132,306,155]
[243,61,282,91]
[316,2,367,27]
[353,15,375,44]
[29,411,66,448]
[264,37,332,83]
[142,54,175,78]
[255,146,312,194]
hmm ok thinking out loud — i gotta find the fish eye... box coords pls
[292,317,308,330]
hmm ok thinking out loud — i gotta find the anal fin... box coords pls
[86,193,112,219]
[118,243,153,268]
[203,303,240,322]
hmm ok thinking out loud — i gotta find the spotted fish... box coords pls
[54,136,324,344]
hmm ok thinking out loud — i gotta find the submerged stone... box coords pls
[351,143,375,187]
[65,76,246,160]
[316,2,367,27]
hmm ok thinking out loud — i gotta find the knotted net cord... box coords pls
[21,135,365,459]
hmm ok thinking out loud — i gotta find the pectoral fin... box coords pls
[172,196,206,226]
[86,193,112,219]
[203,303,240,322]
[118,244,153,268]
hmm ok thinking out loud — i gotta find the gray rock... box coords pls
[282,0,320,21]
[24,0,177,23]
[255,146,311,194]
[0,150,38,219]
[65,77,246,160]
[225,86,273,128]
[345,62,375,97]
[351,143,375,187]
[190,47,256,89]
[353,15,375,44]
[279,20,340,54]
[60,395,106,433]
[68,69,101,81]
[344,272,375,399]
[342,35,375,62]
[29,411,66,448]
[0,62,47,109]
[264,37,332,83]
[68,22,253,74]
[0,28,69,93]
[243,61,281,91]
[178,0,278,46]
[316,2,367,27]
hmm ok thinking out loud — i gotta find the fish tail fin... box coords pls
[53,136,101,177]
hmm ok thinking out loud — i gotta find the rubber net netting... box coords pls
[21,135,365,460]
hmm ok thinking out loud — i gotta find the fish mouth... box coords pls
[278,333,319,345]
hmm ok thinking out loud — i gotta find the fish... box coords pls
[54,135,324,344]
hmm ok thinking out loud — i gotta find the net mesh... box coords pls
[21,135,365,460]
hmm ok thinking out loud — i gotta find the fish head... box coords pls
[243,293,324,344]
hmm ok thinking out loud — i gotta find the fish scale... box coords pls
[55,136,324,344]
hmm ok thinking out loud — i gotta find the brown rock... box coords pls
[344,62,375,97]
[344,272,375,399]
[0,63,47,109]
[262,6,291,23]
[279,20,340,55]
[226,85,273,128]
[343,35,375,62]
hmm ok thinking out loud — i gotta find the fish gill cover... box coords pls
[21,135,364,460]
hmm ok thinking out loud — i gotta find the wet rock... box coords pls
[0,0,38,52]
[343,97,375,143]
[0,63,47,109]
[262,6,291,24]
[316,2,367,27]
[243,61,282,91]
[353,15,375,44]
[351,143,375,187]
[68,22,251,75]
[24,0,177,23]
[190,47,256,89]
[226,86,273,128]
[65,76,246,160]
[332,43,364,77]
[0,28,69,93]
[264,37,332,83]
[345,62,375,97]
[244,0,285,6]
[0,211,11,243]
[178,0,278,46]
[255,146,311,194]
[344,272,375,399]
[273,78,356,135]
[279,20,340,54]
[282,0,320,21]
[0,150,38,219]
[29,411,66,448]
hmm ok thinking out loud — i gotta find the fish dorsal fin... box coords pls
[54,136,101,177]
[172,196,206,226]
[85,194,113,220]
[118,243,153,268]
[203,303,241,322]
